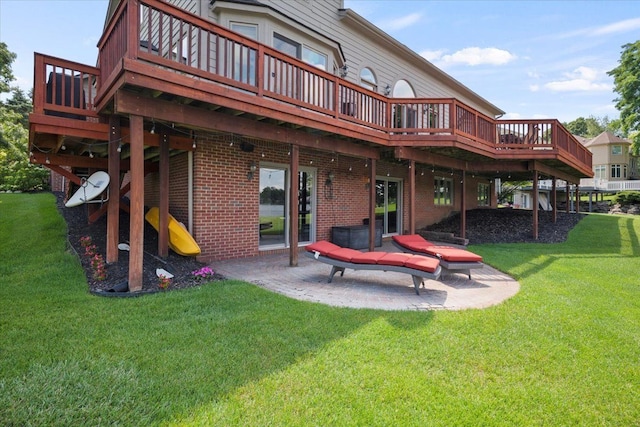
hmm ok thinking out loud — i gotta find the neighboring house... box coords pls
[28,0,592,291]
[580,131,639,190]
[514,131,639,211]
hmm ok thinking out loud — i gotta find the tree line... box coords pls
[0,42,49,191]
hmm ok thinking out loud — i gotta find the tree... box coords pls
[497,180,528,205]
[0,42,16,94]
[564,117,588,136]
[0,44,49,191]
[563,115,617,138]
[4,87,32,128]
[608,41,640,154]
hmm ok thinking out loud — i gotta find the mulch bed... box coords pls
[57,193,584,295]
[426,208,585,245]
[57,194,223,295]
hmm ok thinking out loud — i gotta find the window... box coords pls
[229,22,258,85]
[273,33,300,58]
[273,33,327,71]
[231,22,257,40]
[611,145,622,155]
[434,177,453,206]
[478,183,490,206]
[393,79,415,98]
[360,67,377,91]
[611,164,622,178]
[302,46,327,70]
[595,165,607,179]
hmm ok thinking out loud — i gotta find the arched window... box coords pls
[393,79,415,98]
[360,67,377,91]
[392,80,417,129]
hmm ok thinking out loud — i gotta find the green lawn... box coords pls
[1,193,639,426]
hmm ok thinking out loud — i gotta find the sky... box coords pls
[1,0,639,122]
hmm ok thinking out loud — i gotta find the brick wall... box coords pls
[140,134,492,261]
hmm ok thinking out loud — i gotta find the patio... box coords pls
[214,241,519,311]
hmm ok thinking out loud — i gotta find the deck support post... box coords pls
[106,115,121,263]
[128,114,145,292]
[408,160,415,235]
[532,172,539,240]
[551,176,557,223]
[289,144,299,267]
[158,132,170,258]
[575,185,580,214]
[368,158,377,252]
[566,182,571,213]
[460,170,466,240]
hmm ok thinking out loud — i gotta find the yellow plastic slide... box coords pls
[145,207,201,256]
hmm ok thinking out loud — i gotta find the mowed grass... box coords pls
[1,193,639,426]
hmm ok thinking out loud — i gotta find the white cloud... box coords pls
[529,84,540,92]
[542,16,640,41]
[436,47,516,66]
[592,17,640,36]
[379,13,422,31]
[544,66,611,92]
[501,112,522,120]
[419,49,446,62]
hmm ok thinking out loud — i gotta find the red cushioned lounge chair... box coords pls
[304,241,441,295]
[392,234,483,279]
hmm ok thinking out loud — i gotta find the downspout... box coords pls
[188,151,194,233]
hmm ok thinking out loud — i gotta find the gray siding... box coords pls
[172,0,501,116]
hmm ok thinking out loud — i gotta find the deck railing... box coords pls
[32,54,100,121]
[37,0,591,171]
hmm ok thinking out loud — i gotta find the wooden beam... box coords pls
[28,113,109,140]
[120,127,194,151]
[394,146,468,171]
[408,160,415,235]
[528,160,582,184]
[128,114,145,292]
[115,89,380,160]
[460,170,466,239]
[532,172,539,240]
[30,152,112,170]
[289,145,299,267]
[158,133,170,258]
[106,115,121,263]
[551,177,557,223]
[368,159,376,252]
[44,164,82,186]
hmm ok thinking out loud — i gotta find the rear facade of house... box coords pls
[28,0,592,290]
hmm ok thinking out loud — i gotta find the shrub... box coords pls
[614,191,640,205]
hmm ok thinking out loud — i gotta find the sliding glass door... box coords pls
[259,164,315,249]
[375,178,401,235]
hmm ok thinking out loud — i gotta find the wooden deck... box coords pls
[29,0,592,182]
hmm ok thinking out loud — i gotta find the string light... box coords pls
[150,121,156,134]
[117,142,122,153]
[45,156,50,164]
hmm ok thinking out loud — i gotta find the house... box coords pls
[513,131,639,211]
[581,131,639,191]
[28,0,592,291]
